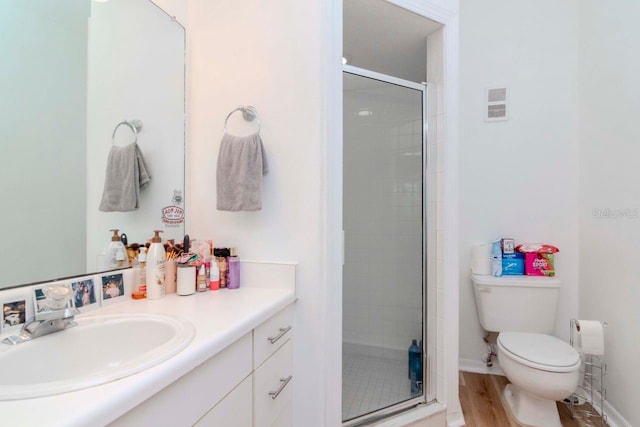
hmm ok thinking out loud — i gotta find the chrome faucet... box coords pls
[2,284,80,345]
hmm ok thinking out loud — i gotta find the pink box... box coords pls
[524,253,555,276]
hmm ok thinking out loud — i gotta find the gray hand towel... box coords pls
[99,143,151,212]
[216,133,268,211]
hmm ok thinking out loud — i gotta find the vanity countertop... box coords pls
[0,285,296,426]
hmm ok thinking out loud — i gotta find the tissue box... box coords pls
[502,253,524,275]
[524,253,555,276]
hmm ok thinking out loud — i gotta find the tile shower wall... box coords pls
[343,78,424,354]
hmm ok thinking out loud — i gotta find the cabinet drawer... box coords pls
[253,304,294,369]
[253,340,293,427]
[195,375,252,427]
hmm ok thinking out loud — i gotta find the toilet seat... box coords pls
[498,332,580,373]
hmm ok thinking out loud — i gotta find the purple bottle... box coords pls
[227,247,240,289]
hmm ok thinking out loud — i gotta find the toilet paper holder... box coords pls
[570,318,608,334]
[568,318,608,427]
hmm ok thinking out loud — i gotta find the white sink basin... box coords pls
[0,313,195,400]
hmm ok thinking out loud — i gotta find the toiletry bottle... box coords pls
[214,248,229,288]
[227,247,240,289]
[410,356,422,394]
[106,229,127,268]
[146,230,166,299]
[196,264,208,292]
[209,255,220,290]
[203,244,212,284]
[132,248,147,299]
[408,339,420,378]
[204,260,211,286]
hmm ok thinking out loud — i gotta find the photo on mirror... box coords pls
[1,297,29,332]
[101,273,125,306]
[71,276,99,312]
[33,282,74,314]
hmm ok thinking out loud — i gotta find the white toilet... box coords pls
[471,274,580,427]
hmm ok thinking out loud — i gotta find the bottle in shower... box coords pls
[408,339,420,378]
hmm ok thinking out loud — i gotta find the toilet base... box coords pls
[503,383,562,427]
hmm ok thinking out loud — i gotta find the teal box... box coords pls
[502,253,525,275]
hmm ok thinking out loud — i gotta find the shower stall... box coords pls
[342,65,431,425]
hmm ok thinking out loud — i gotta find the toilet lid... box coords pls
[498,332,580,372]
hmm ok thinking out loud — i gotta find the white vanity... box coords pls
[0,262,296,427]
[112,304,295,427]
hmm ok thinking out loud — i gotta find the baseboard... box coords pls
[458,358,504,376]
[446,412,465,427]
[587,389,632,427]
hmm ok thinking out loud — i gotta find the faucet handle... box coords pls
[33,284,79,321]
[42,284,73,310]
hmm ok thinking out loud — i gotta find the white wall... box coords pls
[458,0,580,362]
[187,1,325,424]
[578,1,640,425]
[0,0,88,287]
[188,0,461,424]
[86,0,185,268]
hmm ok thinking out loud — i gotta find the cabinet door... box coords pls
[270,401,292,427]
[253,305,294,369]
[195,376,252,427]
[253,340,293,427]
[110,333,252,427]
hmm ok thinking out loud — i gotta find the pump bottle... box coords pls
[106,229,127,268]
[146,230,166,299]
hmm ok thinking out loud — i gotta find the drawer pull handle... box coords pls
[269,375,293,400]
[268,326,292,344]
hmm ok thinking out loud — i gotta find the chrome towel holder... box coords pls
[112,120,143,145]
[224,106,260,133]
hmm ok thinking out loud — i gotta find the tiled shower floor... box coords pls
[342,351,417,421]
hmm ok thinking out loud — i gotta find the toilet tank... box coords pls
[471,274,561,334]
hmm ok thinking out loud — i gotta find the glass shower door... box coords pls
[342,67,426,424]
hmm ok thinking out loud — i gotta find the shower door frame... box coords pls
[342,64,434,426]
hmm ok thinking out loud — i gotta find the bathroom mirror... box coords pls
[0,0,185,290]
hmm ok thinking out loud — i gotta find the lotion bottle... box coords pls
[106,229,127,268]
[146,230,166,299]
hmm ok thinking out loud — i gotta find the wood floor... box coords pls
[459,371,605,427]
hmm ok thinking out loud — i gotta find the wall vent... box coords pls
[485,87,508,121]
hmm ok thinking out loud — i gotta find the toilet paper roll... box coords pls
[470,244,492,275]
[573,320,605,356]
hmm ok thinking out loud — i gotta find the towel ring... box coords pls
[112,120,143,145]
[224,106,261,134]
